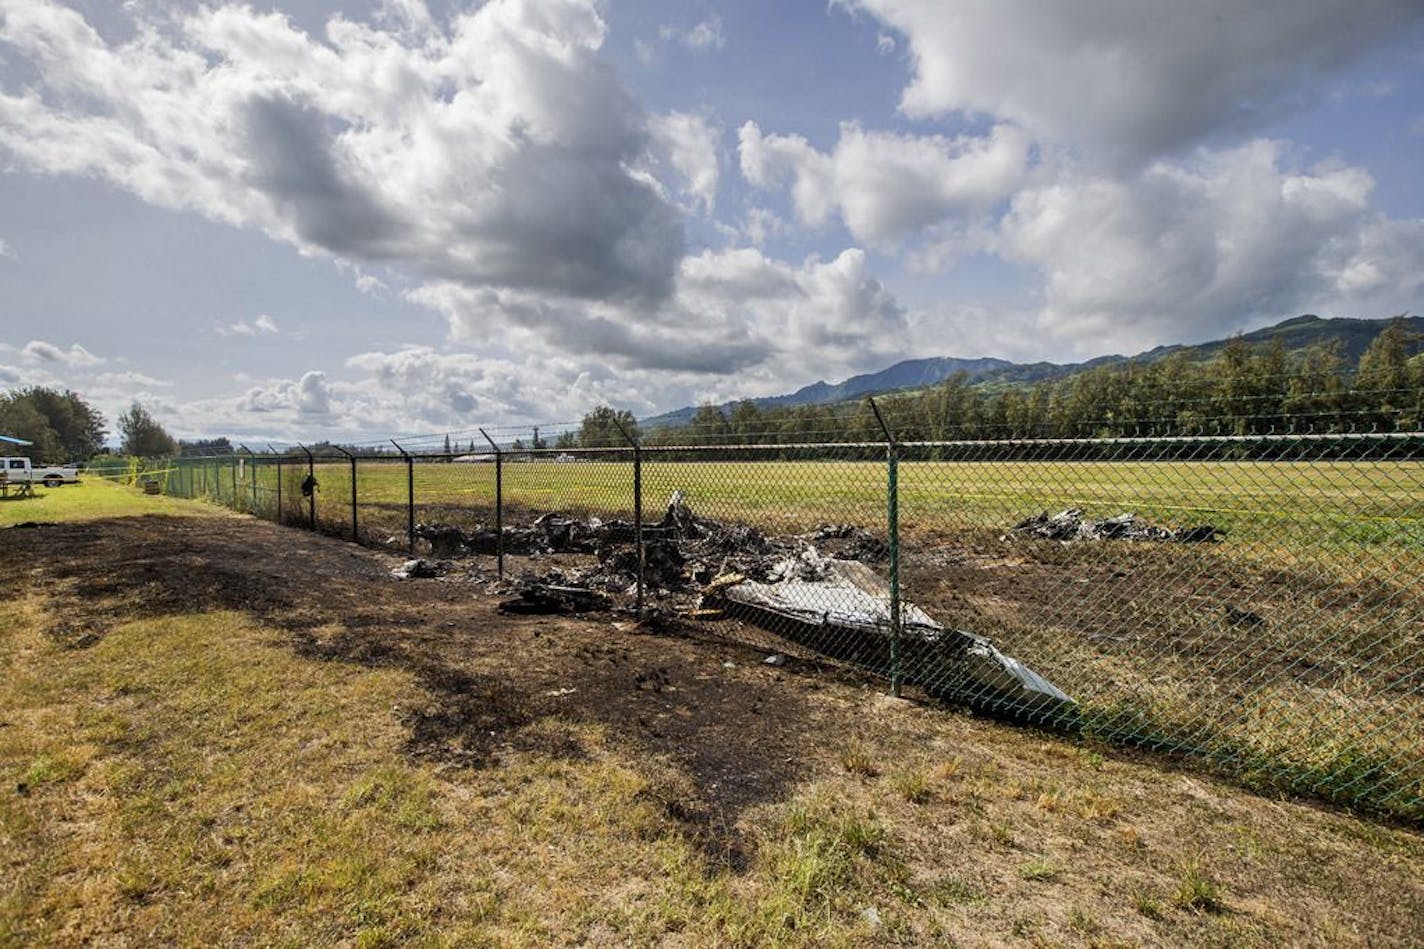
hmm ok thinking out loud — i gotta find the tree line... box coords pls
[0,387,181,461]
[625,318,1424,448]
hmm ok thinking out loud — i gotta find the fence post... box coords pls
[298,443,316,531]
[479,428,504,579]
[613,418,644,619]
[392,440,414,556]
[271,445,283,526]
[334,446,358,542]
[242,445,258,513]
[869,397,902,698]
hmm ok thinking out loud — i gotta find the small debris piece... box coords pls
[499,582,611,615]
[1223,605,1267,628]
[1012,508,1220,543]
[764,654,787,667]
[392,558,448,579]
[808,524,889,562]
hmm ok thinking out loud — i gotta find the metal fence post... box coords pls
[479,428,504,579]
[392,440,414,556]
[334,446,358,541]
[613,419,644,619]
[299,443,316,531]
[272,446,283,526]
[869,398,902,698]
[239,445,255,513]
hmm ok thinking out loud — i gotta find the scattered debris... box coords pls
[1223,605,1267,629]
[413,493,1073,713]
[807,523,889,562]
[499,579,612,615]
[1012,508,1221,543]
[392,558,449,580]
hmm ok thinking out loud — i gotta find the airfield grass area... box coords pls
[230,458,1424,552]
[2,482,1422,945]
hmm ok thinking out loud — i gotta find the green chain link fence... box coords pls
[99,417,1423,824]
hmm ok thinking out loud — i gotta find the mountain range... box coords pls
[640,314,1422,429]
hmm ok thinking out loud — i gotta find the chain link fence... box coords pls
[100,417,1423,823]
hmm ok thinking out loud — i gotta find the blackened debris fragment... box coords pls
[1012,509,1220,543]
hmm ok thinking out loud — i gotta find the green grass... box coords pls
[0,477,213,525]
[198,457,1424,551]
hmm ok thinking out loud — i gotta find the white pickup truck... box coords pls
[1,456,81,488]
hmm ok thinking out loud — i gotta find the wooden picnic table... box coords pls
[0,476,36,499]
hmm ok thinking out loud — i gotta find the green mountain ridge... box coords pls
[640,314,1422,428]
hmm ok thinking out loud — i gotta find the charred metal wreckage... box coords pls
[398,495,1076,715]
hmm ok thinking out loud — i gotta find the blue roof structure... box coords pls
[0,434,34,446]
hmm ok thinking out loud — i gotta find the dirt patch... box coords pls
[1,515,862,868]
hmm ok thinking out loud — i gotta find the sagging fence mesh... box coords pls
[96,425,1423,823]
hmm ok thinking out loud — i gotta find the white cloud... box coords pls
[18,340,105,367]
[997,140,1424,353]
[93,370,173,388]
[0,2,927,389]
[647,111,720,213]
[0,0,685,307]
[660,16,725,52]
[739,121,1029,245]
[354,273,388,295]
[218,315,280,337]
[0,238,14,258]
[238,370,331,416]
[408,244,910,384]
[847,0,1421,160]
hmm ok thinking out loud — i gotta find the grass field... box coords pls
[0,477,212,523]
[204,457,1424,551]
[4,481,1423,944]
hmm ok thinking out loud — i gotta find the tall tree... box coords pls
[578,406,639,448]
[179,437,234,456]
[688,404,730,445]
[1354,317,1420,430]
[729,400,763,444]
[0,386,106,461]
[118,402,178,457]
[1284,341,1347,432]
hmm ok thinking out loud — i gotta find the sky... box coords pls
[1,0,1422,444]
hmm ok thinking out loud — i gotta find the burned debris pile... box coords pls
[410,493,1074,716]
[1012,508,1221,543]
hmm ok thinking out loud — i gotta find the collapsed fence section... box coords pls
[121,428,1424,823]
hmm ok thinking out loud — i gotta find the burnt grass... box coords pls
[0,515,875,868]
